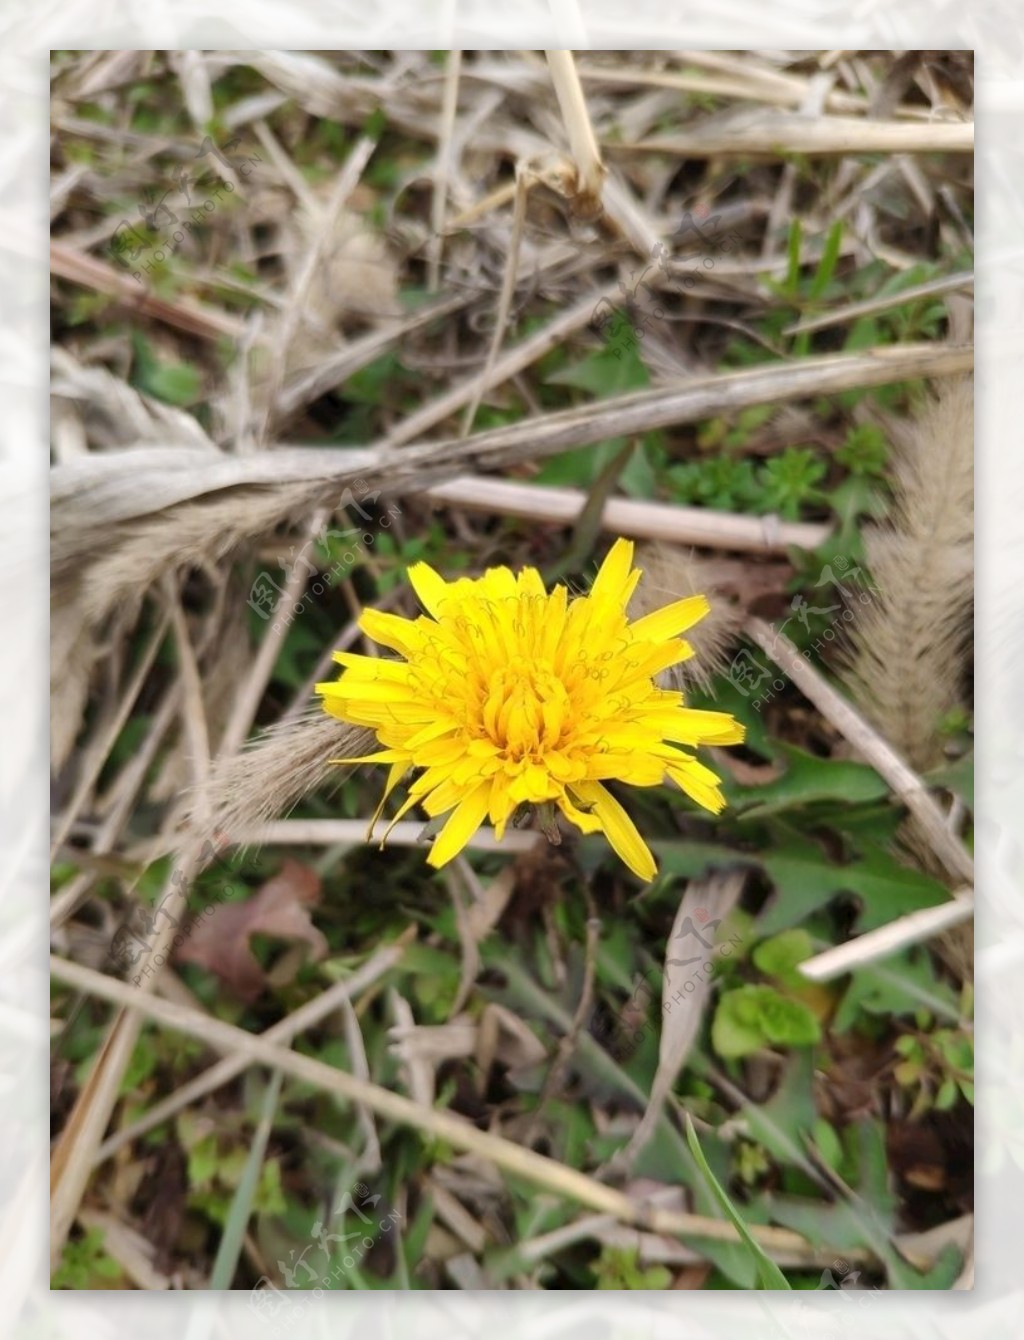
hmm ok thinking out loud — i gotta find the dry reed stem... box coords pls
[52,344,973,577]
[546,50,607,209]
[423,475,828,554]
[799,889,975,983]
[427,51,463,293]
[627,112,972,157]
[50,240,247,342]
[746,618,974,886]
[240,819,542,853]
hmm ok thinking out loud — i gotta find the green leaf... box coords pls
[808,221,843,301]
[768,1121,963,1288]
[730,744,888,819]
[130,332,203,406]
[784,218,803,298]
[835,423,889,476]
[752,929,814,986]
[684,1115,791,1289]
[757,834,950,936]
[935,1077,958,1111]
[713,985,820,1058]
[756,447,827,520]
[593,1245,672,1289]
[812,1117,845,1173]
[741,1051,819,1172]
[926,752,974,809]
[833,948,960,1031]
[546,340,649,395]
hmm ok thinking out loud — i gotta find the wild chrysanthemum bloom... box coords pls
[317,538,744,881]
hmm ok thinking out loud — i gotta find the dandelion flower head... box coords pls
[317,538,744,881]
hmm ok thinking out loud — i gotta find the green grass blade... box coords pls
[684,1113,791,1290]
[208,1069,283,1289]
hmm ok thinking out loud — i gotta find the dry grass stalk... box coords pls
[51,953,818,1260]
[747,618,974,888]
[52,344,973,583]
[783,272,974,336]
[423,475,828,555]
[619,872,746,1165]
[545,50,607,211]
[799,889,974,984]
[50,240,247,342]
[628,110,973,157]
[190,713,374,853]
[93,937,411,1165]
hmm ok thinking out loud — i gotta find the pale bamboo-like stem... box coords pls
[799,890,975,983]
[629,114,973,157]
[240,818,541,853]
[427,50,462,292]
[52,343,974,569]
[546,50,606,206]
[51,954,816,1261]
[424,475,829,555]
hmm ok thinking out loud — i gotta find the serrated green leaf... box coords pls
[757,835,950,936]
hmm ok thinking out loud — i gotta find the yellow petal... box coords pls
[573,781,657,882]
[366,761,410,839]
[628,594,710,643]
[358,608,426,657]
[666,757,727,814]
[407,561,451,618]
[426,781,492,867]
[589,537,635,605]
[645,708,746,746]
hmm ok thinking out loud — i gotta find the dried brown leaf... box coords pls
[174,858,326,1001]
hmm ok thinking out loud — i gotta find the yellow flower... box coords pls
[317,538,744,882]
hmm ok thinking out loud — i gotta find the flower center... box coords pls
[480,657,570,759]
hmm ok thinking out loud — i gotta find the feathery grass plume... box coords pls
[192,712,375,850]
[841,374,974,981]
[317,538,745,882]
[627,543,744,692]
[841,376,973,773]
